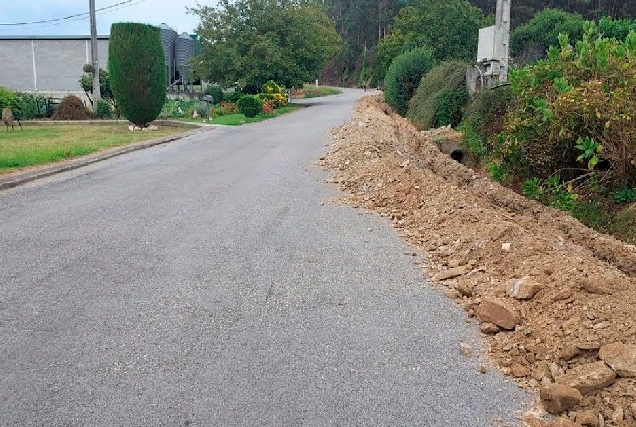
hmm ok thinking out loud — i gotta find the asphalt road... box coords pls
[0,89,529,426]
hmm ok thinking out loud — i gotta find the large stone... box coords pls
[557,361,616,395]
[508,276,542,300]
[540,384,583,415]
[599,342,636,377]
[576,410,600,427]
[433,265,470,281]
[476,299,520,330]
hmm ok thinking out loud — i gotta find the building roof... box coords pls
[0,35,110,40]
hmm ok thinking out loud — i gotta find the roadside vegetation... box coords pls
[379,3,636,244]
[293,86,342,98]
[0,125,183,173]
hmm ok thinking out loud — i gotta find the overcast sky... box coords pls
[1,0,205,36]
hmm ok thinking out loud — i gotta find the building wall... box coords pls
[0,37,109,97]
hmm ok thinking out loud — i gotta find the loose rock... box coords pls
[580,277,613,295]
[479,322,500,334]
[476,299,520,330]
[508,276,542,300]
[599,342,636,377]
[557,361,616,395]
[540,384,583,414]
[459,342,473,357]
[433,265,470,281]
[576,410,600,427]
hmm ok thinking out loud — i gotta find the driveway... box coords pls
[0,89,528,425]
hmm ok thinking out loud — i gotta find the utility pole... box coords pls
[89,0,101,109]
[495,0,511,83]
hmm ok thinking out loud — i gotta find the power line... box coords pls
[0,0,148,27]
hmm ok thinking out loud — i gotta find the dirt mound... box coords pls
[322,95,636,426]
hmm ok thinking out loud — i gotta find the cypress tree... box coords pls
[109,23,166,127]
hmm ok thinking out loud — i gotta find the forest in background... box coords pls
[321,0,636,86]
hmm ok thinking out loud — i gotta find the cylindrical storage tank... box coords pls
[159,23,177,84]
[175,32,196,85]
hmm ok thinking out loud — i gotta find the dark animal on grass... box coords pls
[2,107,22,131]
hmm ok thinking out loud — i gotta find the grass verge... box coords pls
[175,104,302,126]
[0,124,185,174]
[295,85,342,98]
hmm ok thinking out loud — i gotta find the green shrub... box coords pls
[407,60,469,130]
[205,84,224,103]
[224,89,244,103]
[160,98,197,119]
[458,86,515,156]
[212,102,239,116]
[612,188,636,204]
[0,86,18,110]
[237,95,262,118]
[384,47,435,116]
[258,80,288,108]
[0,89,50,120]
[598,17,636,41]
[53,95,92,120]
[511,9,585,63]
[108,23,166,127]
[496,24,636,187]
[194,102,210,119]
[95,100,112,119]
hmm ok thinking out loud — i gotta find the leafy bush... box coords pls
[108,23,166,127]
[495,24,636,187]
[407,60,469,130]
[612,188,636,204]
[0,86,18,111]
[160,98,197,119]
[224,89,244,103]
[237,95,262,118]
[205,84,224,103]
[79,68,115,109]
[194,102,210,118]
[261,100,275,114]
[598,17,636,41]
[53,95,92,120]
[511,9,585,63]
[458,86,515,156]
[521,175,579,211]
[212,102,239,116]
[95,99,112,119]
[384,47,435,116]
[258,80,288,108]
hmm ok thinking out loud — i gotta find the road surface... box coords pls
[0,89,528,425]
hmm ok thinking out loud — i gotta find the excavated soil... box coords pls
[321,95,636,426]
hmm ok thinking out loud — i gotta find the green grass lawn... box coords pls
[175,104,302,126]
[0,124,185,174]
[299,85,343,98]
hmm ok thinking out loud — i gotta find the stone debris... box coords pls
[557,361,616,395]
[476,299,520,330]
[508,276,543,300]
[539,384,583,414]
[459,342,473,357]
[576,410,600,426]
[433,265,470,281]
[322,94,636,423]
[599,342,636,377]
[479,322,500,334]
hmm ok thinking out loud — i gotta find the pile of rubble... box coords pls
[321,95,636,426]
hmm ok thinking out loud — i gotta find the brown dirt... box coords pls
[321,95,636,426]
